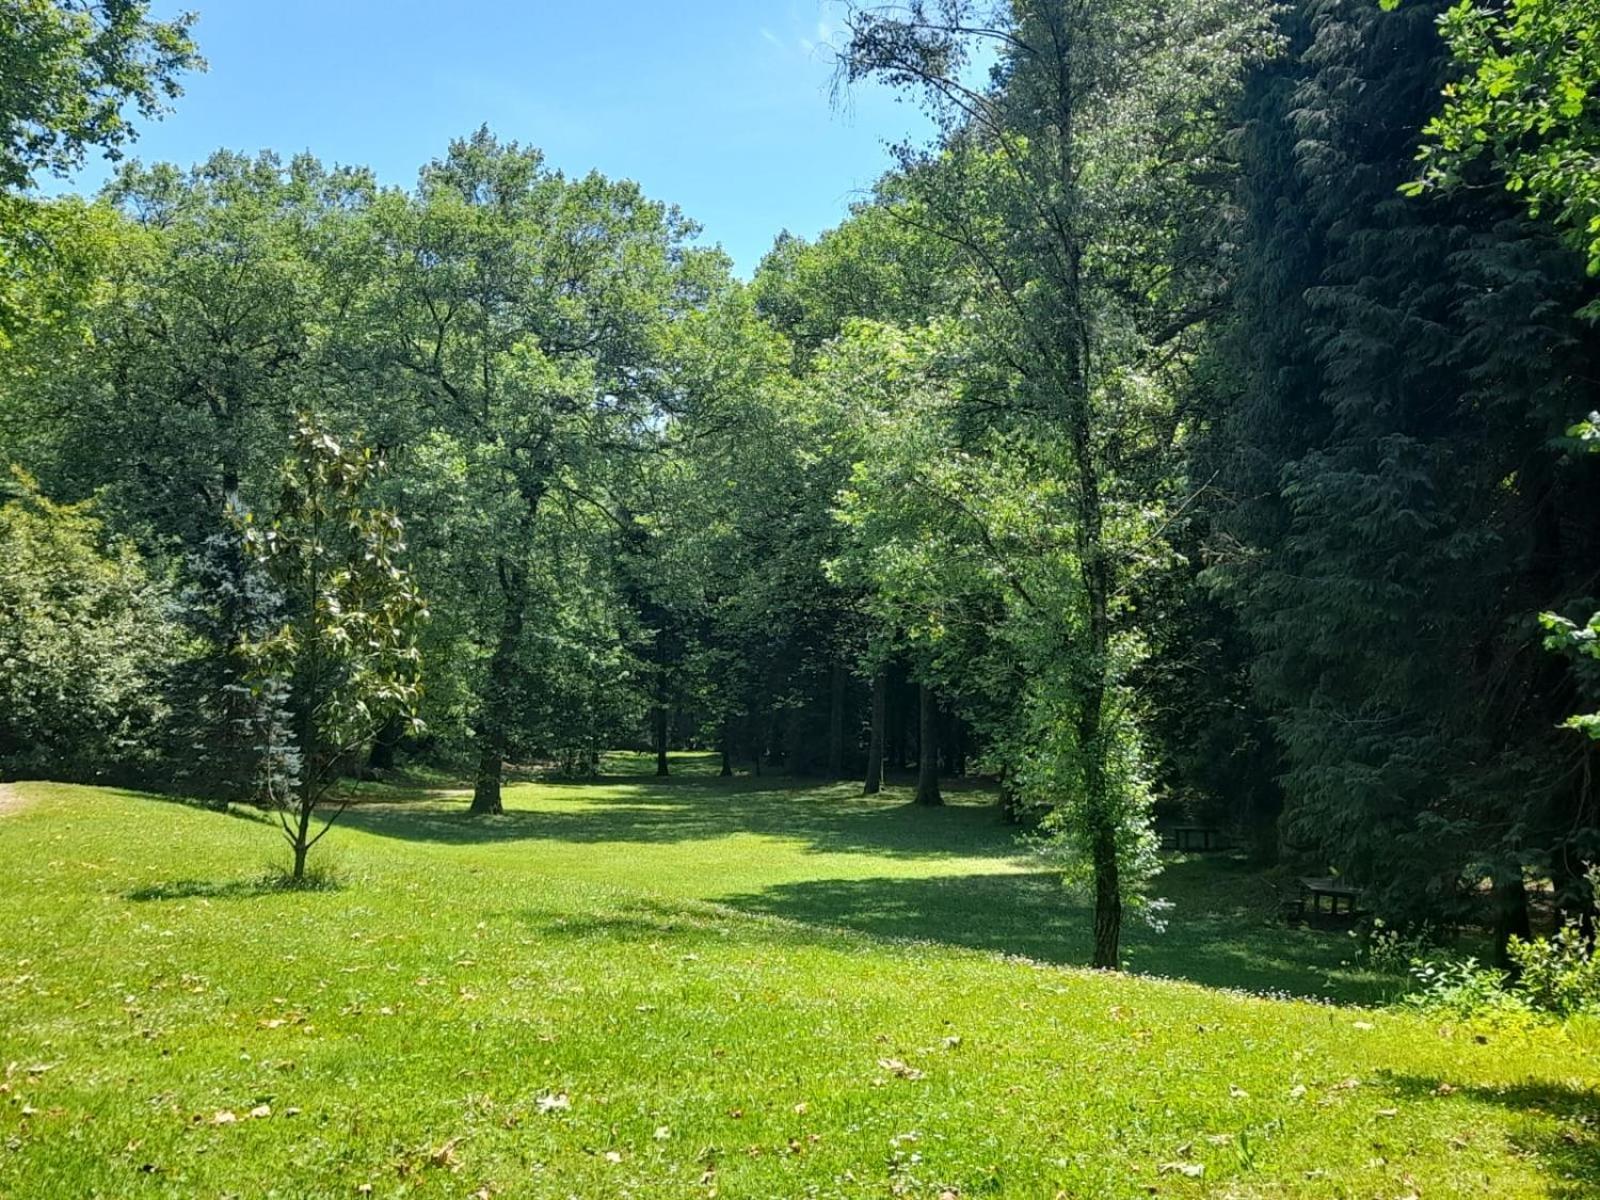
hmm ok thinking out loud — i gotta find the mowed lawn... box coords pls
[1,757,1596,1198]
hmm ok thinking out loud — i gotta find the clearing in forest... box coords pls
[1,755,1595,1198]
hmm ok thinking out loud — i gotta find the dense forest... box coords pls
[3,0,1598,972]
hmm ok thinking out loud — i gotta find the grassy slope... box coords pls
[1,756,1595,1199]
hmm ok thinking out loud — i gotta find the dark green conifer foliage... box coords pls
[1204,0,1600,933]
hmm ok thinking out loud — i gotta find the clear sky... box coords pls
[54,0,933,277]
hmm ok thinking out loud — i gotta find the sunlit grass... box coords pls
[2,756,1595,1197]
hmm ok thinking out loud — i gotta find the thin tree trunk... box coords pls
[914,683,943,807]
[653,697,669,777]
[827,660,846,778]
[291,796,313,881]
[864,666,886,795]
[720,721,733,778]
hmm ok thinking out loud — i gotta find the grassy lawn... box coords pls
[2,756,1596,1198]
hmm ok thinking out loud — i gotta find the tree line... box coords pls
[2,0,1597,963]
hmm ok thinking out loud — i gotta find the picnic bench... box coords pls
[1285,876,1364,923]
[1166,824,1225,852]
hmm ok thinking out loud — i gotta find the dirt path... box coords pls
[0,782,24,816]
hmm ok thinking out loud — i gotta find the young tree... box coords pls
[239,417,426,881]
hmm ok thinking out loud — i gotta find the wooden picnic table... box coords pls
[1295,876,1362,918]
[1169,824,1224,852]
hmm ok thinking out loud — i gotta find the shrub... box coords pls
[1403,957,1532,1023]
[1507,919,1600,1017]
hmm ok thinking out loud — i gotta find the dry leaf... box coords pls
[877,1058,925,1081]
[1158,1161,1205,1178]
[211,1110,237,1125]
[249,1104,271,1119]
[429,1136,463,1170]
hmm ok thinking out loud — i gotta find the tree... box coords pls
[0,468,176,781]
[0,0,200,190]
[1204,0,1600,944]
[1404,0,1600,300]
[238,417,426,881]
[358,129,724,813]
[839,0,1273,967]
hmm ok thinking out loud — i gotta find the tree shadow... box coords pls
[338,768,1017,863]
[1381,1074,1600,1199]
[717,860,1390,1003]
[126,872,342,901]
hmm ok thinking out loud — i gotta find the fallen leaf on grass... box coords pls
[877,1058,925,1081]
[211,1110,237,1125]
[249,1104,271,1120]
[429,1137,463,1170]
[535,1092,570,1114]
[1158,1162,1205,1178]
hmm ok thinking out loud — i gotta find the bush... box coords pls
[1508,919,1600,1017]
[0,471,178,782]
[1403,956,1532,1022]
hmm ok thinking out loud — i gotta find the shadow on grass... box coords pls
[1382,1074,1600,1199]
[719,860,1391,1004]
[339,764,1012,863]
[331,755,1392,1002]
[127,871,342,902]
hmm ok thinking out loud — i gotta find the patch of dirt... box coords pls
[0,783,25,816]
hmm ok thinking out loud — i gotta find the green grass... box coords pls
[2,755,1596,1198]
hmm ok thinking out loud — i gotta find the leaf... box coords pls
[877,1057,926,1081]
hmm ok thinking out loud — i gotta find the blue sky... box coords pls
[55,0,934,276]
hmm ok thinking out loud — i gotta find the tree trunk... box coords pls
[471,745,503,815]
[864,667,886,796]
[827,660,847,778]
[1491,870,1533,969]
[719,721,733,778]
[653,697,670,777]
[914,684,943,807]
[366,713,404,773]
[291,795,313,881]
[471,570,522,816]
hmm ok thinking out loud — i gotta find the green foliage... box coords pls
[1403,956,1533,1022]
[0,0,200,189]
[1201,0,1600,927]
[1407,0,1600,290]
[237,417,426,877]
[1507,919,1600,1016]
[0,468,176,780]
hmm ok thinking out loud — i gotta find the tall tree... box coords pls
[0,0,199,190]
[840,0,1273,966]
